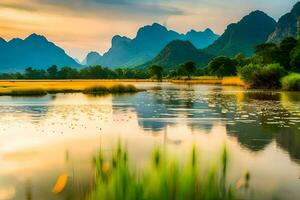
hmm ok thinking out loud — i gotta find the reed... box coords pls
[88,143,250,200]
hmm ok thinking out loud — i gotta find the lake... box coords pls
[0,83,299,200]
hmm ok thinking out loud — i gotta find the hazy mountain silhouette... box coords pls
[268,2,300,43]
[82,51,102,65]
[0,34,80,72]
[137,40,214,70]
[84,23,219,67]
[205,10,276,57]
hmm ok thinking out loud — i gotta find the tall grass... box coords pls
[88,143,250,200]
[281,73,300,91]
[222,77,245,86]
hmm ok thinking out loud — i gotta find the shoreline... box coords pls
[0,76,245,85]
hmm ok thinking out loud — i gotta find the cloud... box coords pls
[0,2,37,12]
[30,0,186,17]
[1,0,299,60]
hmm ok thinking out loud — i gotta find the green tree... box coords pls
[234,53,249,67]
[206,56,238,77]
[290,45,300,72]
[278,37,298,70]
[47,65,58,79]
[180,61,197,80]
[24,67,46,79]
[255,43,279,64]
[149,65,163,81]
[58,67,79,79]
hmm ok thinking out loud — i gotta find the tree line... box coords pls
[0,65,149,80]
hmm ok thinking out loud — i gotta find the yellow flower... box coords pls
[102,162,111,174]
[52,174,68,194]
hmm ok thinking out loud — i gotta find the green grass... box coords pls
[281,73,300,91]
[0,84,144,96]
[87,143,250,200]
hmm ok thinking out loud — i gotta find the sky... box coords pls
[0,0,298,60]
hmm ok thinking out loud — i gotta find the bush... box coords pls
[238,63,286,89]
[238,63,261,83]
[281,73,300,91]
[84,84,143,95]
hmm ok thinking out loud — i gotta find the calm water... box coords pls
[0,83,299,200]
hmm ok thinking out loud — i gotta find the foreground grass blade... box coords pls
[87,143,249,200]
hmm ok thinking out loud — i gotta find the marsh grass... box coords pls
[83,84,144,95]
[88,143,250,200]
[0,88,48,96]
[0,84,143,96]
[222,77,245,86]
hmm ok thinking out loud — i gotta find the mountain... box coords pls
[205,11,276,57]
[0,34,80,72]
[136,40,214,70]
[85,23,219,68]
[82,51,102,65]
[185,28,219,48]
[268,2,300,43]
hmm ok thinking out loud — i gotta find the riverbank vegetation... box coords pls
[0,82,143,96]
[281,73,300,91]
[205,36,300,90]
[87,143,250,200]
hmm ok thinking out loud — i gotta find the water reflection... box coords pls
[111,85,300,165]
[0,84,299,200]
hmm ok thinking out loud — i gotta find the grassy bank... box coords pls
[88,143,250,200]
[0,77,245,96]
[171,76,245,86]
[0,83,143,96]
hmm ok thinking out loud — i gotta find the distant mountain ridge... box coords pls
[136,10,277,71]
[205,10,276,57]
[84,23,219,68]
[0,34,80,72]
[82,51,102,65]
[268,2,300,43]
[136,40,214,70]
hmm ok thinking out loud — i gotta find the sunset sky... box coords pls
[0,0,298,60]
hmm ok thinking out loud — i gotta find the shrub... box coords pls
[84,84,143,95]
[237,63,261,83]
[238,63,286,89]
[281,73,300,91]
